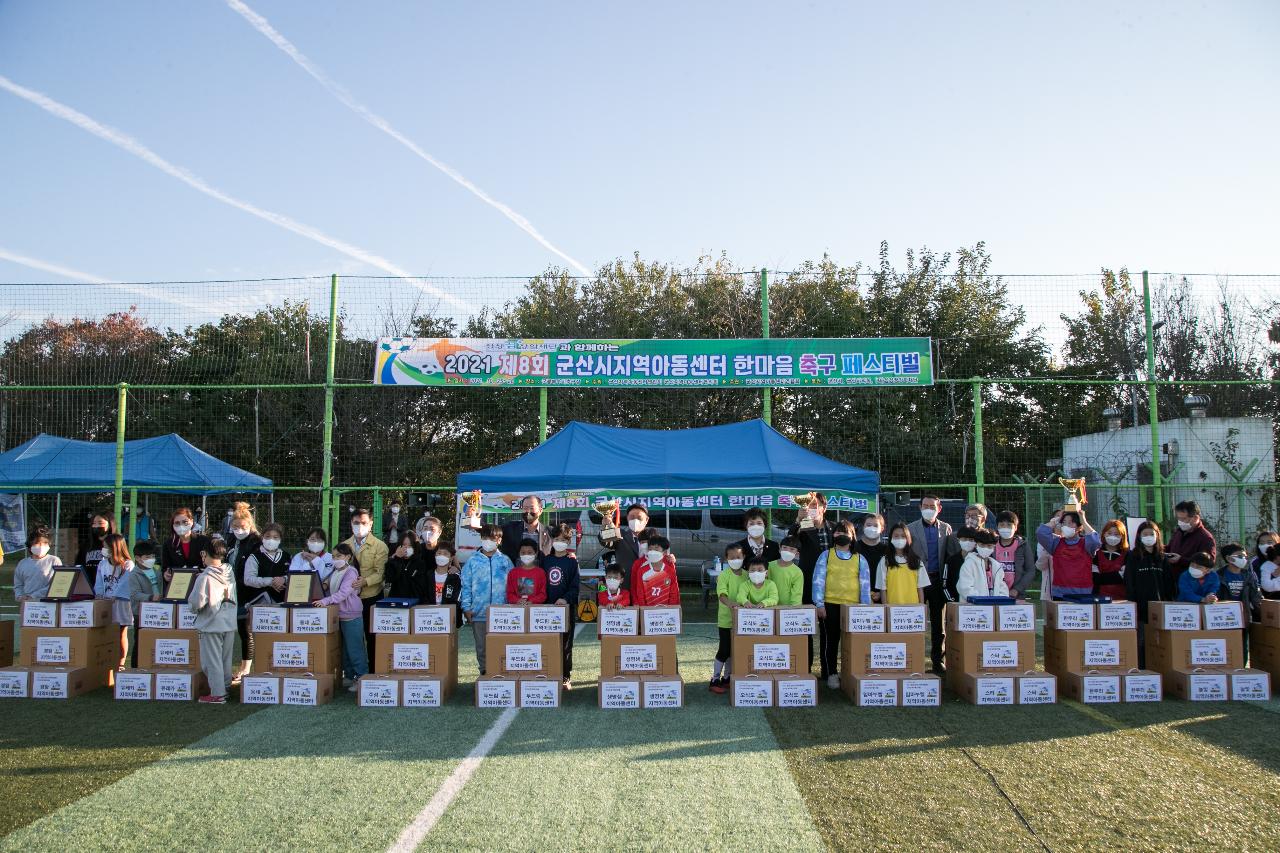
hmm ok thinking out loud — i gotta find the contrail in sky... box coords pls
[225,0,592,277]
[0,74,465,308]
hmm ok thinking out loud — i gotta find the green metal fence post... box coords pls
[113,382,127,530]
[539,388,548,443]
[1142,271,1164,524]
[321,273,339,537]
[128,488,138,549]
[972,379,985,505]
[761,269,772,425]
[371,487,382,536]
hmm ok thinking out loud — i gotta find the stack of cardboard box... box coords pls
[838,604,940,707]
[725,605,819,708]
[112,600,206,702]
[353,604,460,708]
[474,604,570,709]
[1146,601,1269,701]
[1249,600,1280,683]
[0,600,121,700]
[1043,601,1160,703]
[241,604,341,705]
[595,605,685,709]
[947,603,1057,705]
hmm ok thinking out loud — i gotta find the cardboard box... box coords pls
[597,607,639,636]
[1043,629,1138,674]
[290,606,339,635]
[486,605,527,634]
[254,633,341,677]
[1097,602,1137,630]
[487,633,564,679]
[998,605,1036,633]
[20,600,58,629]
[598,676,642,709]
[730,634,809,676]
[137,629,200,669]
[1261,599,1280,628]
[945,632,1036,674]
[241,674,282,704]
[412,605,456,634]
[843,605,885,633]
[1167,668,1229,701]
[901,674,943,707]
[370,607,411,635]
[599,635,677,678]
[1249,624,1280,661]
[1202,602,1245,631]
[840,632,927,675]
[113,669,153,700]
[1228,668,1271,701]
[250,605,289,634]
[1122,670,1163,702]
[641,675,685,708]
[528,604,569,634]
[953,672,1016,705]
[847,673,900,707]
[1016,671,1058,705]
[1045,601,1096,630]
[395,675,449,707]
[1059,671,1122,703]
[517,676,561,708]
[139,601,198,631]
[373,634,456,676]
[777,606,818,636]
[1147,602,1202,631]
[730,675,773,707]
[946,604,994,633]
[640,606,682,636]
[0,665,31,698]
[358,675,400,707]
[155,668,206,701]
[735,607,776,636]
[22,626,120,673]
[1144,628,1243,671]
[887,605,927,633]
[281,673,335,706]
[28,666,95,699]
[58,600,112,628]
[475,675,517,708]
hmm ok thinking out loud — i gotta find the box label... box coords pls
[980,640,1019,669]
[477,681,515,708]
[600,681,641,708]
[372,609,410,634]
[0,671,29,698]
[1097,602,1136,630]
[487,606,526,634]
[733,681,772,707]
[1189,639,1227,666]
[271,641,309,669]
[403,679,442,707]
[1054,603,1095,630]
[1018,676,1056,705]
[619,643,658,672]
[598,608,638,636]
[1203,602,1244,631]
[779,608,817,636]
[998,605,1035,632]
[392,643,431,671]
[413,607,452,634]
[859,680,898,707]
[115,672,152,700]
[519,680,560,708]
[251,607,288,633]
[641,608,681,636]
[845,606,885,633]
[291,609,330,634]
[957,605,994,632]
[139,602,174,630]
[359,679,399,707]
[35,636,71,664]
[21,601,57,628]
[1158,603,1201,630]
[888,605,927,633]
[283,677,319,706]
[975,677,1014,705]
[155,672,196,701]
[32,671,69,699]
[869,642,907,670]
[177,607,197,630]
[1123,673,1162,703]
[752,643,792,671]
[1082,675,1121,703]
[737,609,776,635]
[154,638,192,666]
[902,677,941,707]
[1230,673,1270,701]
[529,605,567,633]
[1187,674,1227,701]
[59,601,97,627]
[504,643,544,672]
[643,679,684,708]
[1083,639,1121,667]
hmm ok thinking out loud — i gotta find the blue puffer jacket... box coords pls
[460,549,513,621]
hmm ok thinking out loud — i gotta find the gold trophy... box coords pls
[792,492,817,530]
[460,490,483,529]
[594,499,620,542]
[1058,477,1087,512]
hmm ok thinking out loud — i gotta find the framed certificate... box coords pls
[284,571,324,606]
[162,569,197,603]
[44,568,93,601]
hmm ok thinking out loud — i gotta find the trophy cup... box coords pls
[792,492,817,530]
[595,499,620,542]
[1058,477,1087,512]
[460,490,483,529]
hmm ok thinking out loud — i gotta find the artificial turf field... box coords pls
[2,614,1279,851]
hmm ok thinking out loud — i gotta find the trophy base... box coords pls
[797,519,814,530]
[1062,502,1081,513]
[464,517,482,529]
[600,526,620,542]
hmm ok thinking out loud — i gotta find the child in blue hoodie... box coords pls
[460,524,514,676]
[1218,542,1262,665]
[542,523,581,690]
[1176,552,1221,603]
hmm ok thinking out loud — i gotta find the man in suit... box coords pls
[500,495,553,565]
[598,502,652,591]
[907,495,953,674]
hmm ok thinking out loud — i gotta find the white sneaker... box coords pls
[342,678,353,688]
[827,674,840,690]
[347,683,358,693]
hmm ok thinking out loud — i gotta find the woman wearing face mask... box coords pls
[386,530,428,600]
[1124,521,1173,667]
[955,528,1009,602]
[383,500,408,546]
[74,512,116,588]
[161,507,211,585]
[730,509,781,565]
[992,511,1038,601]
[812,522,874,688]
[1035,509,1102,600]
[1092,521,1129,600]
[15,526,62,600]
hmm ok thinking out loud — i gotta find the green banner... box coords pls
[461,487,878,516]
[376,337,932,388]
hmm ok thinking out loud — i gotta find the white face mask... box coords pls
[402,546,414,557]
[231,528,249,540]
[552,541,569,553]
[921,507,938,522]
[976,545,994,558]
[890,538,908,550]
[1260,543,1276,556]
[1177,520,1193,531]
[1141,534,1158,547]
[30,543,49,558]
[1189,567,1205,579]
[519,553,536,565]
[480,539,497,553]
[605,578,620,592]
[747,523,765,538]
[307,540,325,554]
[262,538,280,551]
[864,525,881,539]
[748,570,767,584]
[727,558,744,571]
[174,523,192,535]
[333,558,348,569]
[435,554,451,567]
[959,540,976,553]
[352,523,370,537]
[646,550,664,564]
[391,506,400,514]
[1229,554,1248,569]
[998,526,1014,540]
[138,557,156,569]
[779,549,798,563]
[1105,534,1122,547]
[628,517,646,533]
[1060,525,1078,539]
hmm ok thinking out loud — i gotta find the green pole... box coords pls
[539,388,548,443]
[127,488,138,549]
[761,269,772,425]
[113,383,127,530]
[972,379,985,505]
[321,273,339,537]
[372,487,382,538]
[1142,270,1164,524]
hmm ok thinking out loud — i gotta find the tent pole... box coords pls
[270,492,275,523]
[53,493,61,558]
[320,273,339,537]
[113,382,128,531]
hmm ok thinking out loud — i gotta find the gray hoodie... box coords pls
[188,564,238,632]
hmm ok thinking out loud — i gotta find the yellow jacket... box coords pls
[343,534,388,599]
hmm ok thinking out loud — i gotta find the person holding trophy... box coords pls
[1035,479,1102,599]
[598,502,653,590]
[500,495,553,564]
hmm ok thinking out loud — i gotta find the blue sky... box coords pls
[1,0,1278,288]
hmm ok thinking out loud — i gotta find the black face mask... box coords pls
[92,526,108,538]
[523,512,538,523]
